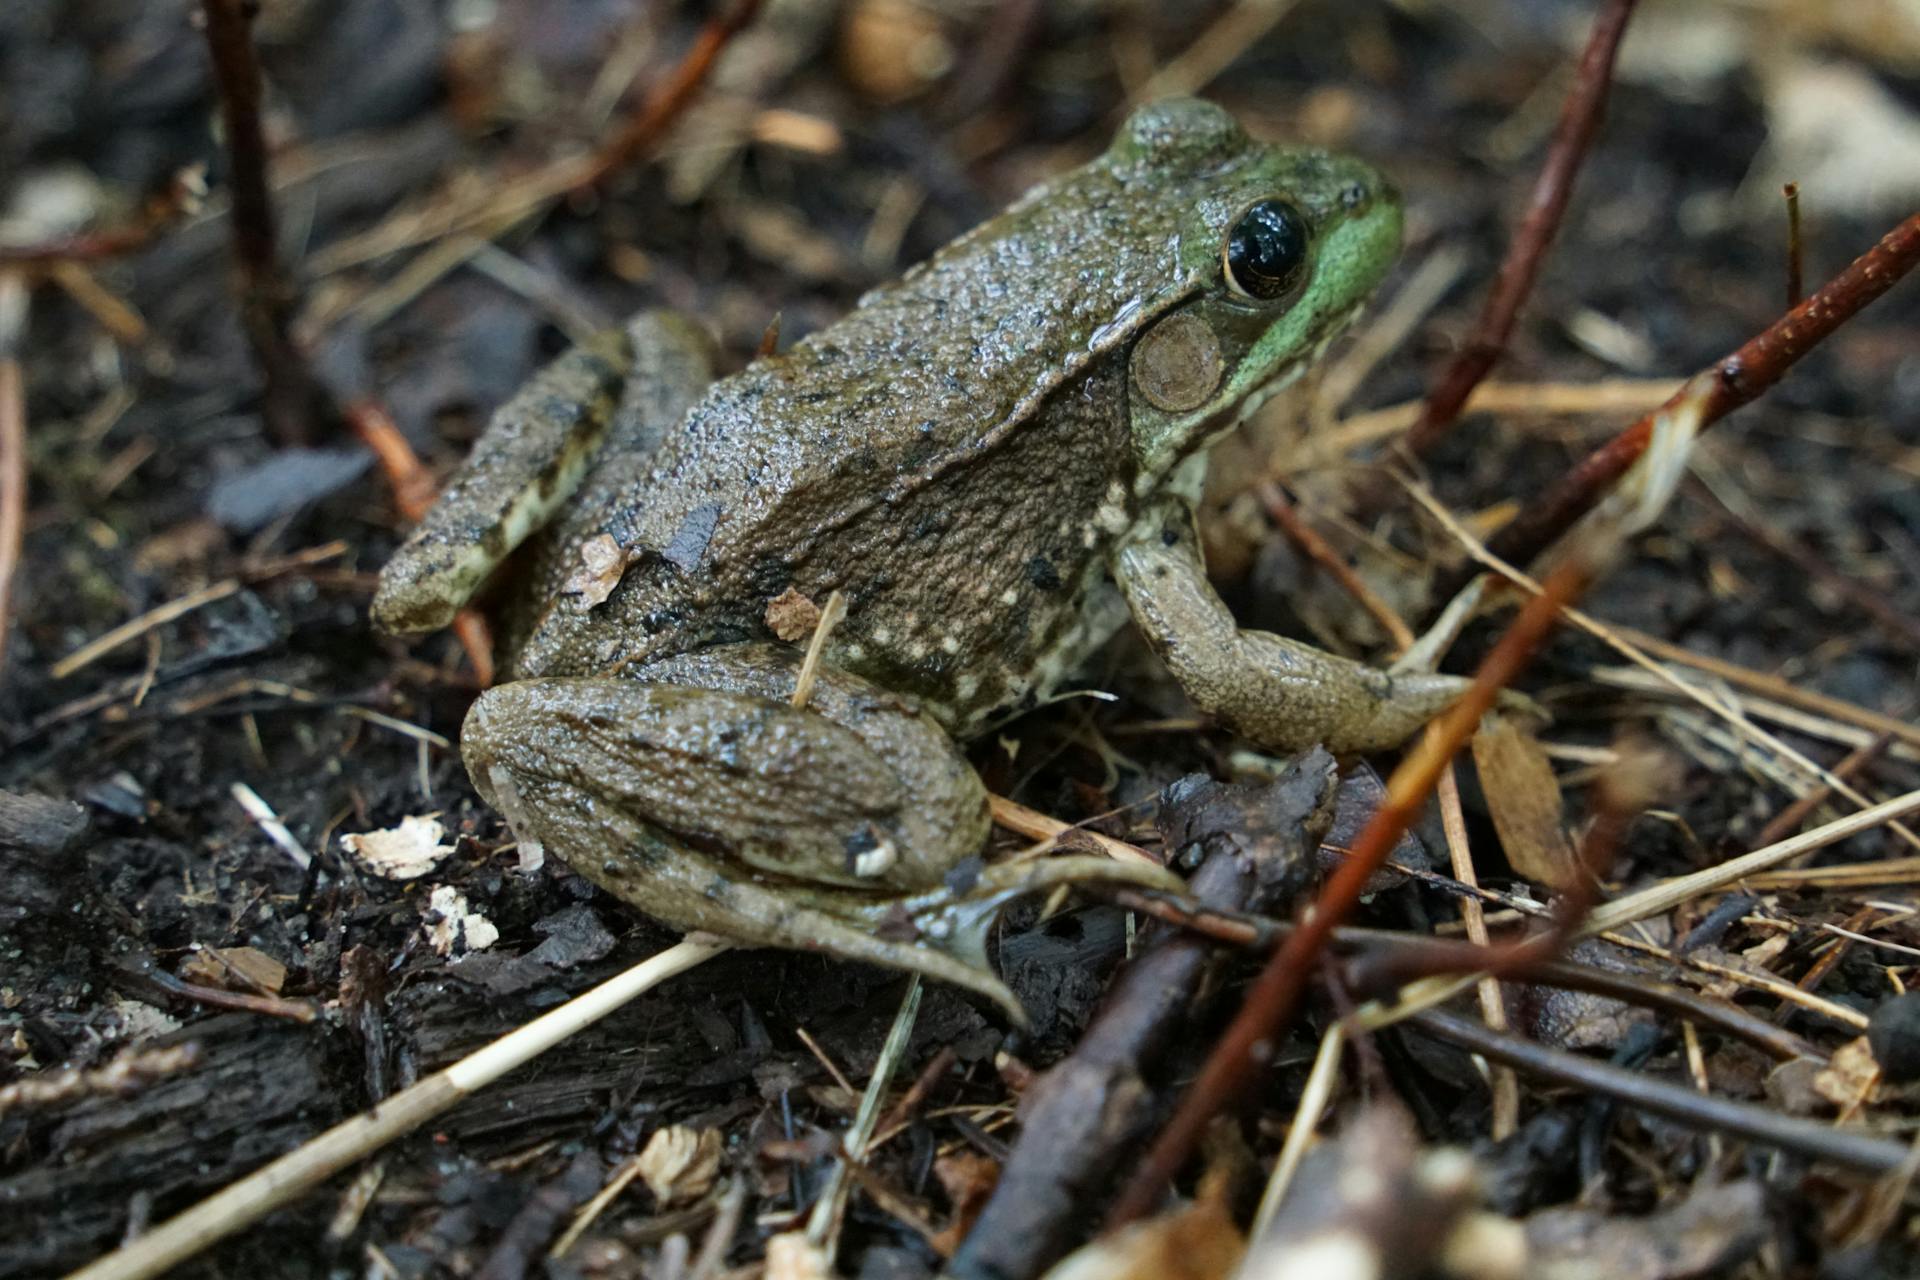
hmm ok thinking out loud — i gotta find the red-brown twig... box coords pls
[1105,557,1590,1229]
[0,168,206,269]
[573,0,767,191]
[1336,749,1646,998]
[1784,183,1804,308]
[1258,480,1413,647]
[1403,0,1639,457]
[199,0,329,445]
[1479,211,1920,575]
[0,274,25,679]
[1750,732,1892,852]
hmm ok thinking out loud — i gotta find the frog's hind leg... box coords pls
[372,312,714,635]
[459,648,1183,1024]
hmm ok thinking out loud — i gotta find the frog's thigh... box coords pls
[372,311,714,635]
[1112,507,1474,754]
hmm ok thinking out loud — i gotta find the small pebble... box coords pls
[1866,992,1920,1082]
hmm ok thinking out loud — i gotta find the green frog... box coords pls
[374,98,1479,1019]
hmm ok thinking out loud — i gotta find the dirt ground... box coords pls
[3,1,1919,1277]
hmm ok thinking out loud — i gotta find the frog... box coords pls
[373,98,1488,1021]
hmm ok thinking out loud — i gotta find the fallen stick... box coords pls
[64,937,728,1280]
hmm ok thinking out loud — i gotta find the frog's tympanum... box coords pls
[375,99,1477,1018]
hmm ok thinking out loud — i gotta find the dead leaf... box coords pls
[1813,1036,1884,1109]
[765,586,822,642]
[1041,1194,1243,1280]
[764,1232,832,1280]
[929,1149,1000,1256]
[179,946,286,994]
[564,533,635,609]
[339,814,454,881]
[636,1125,723,1207]
[424,885,498,955]
[1473,717,1577,890]
[1520,1179,1767,1279]
[839,0,955,103]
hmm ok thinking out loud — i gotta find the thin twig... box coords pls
[1404,0,1639,456]
[198,0,330,444]
[0,273,24,679]
[1128,0,1306,104]
[1319,377,1681,456]
[1104,897,1818,1063]
[986,793,1164,868]
[64,938,728,1280]
[1478,210,1920,574]
[1107,558,1590,1229]
[804,976,921,1268]
[1784,183,1804,307]
[790,590,846,711]
[127,963,320,1026]
[1606,629,1920,753]
[50,541,348,679]
[1403,477,1920,854]
[0,169,206,267]
[1581,787,1920,937]
[1749,733,1893,851]
[1410,1010,1910,1175]
[575,0,769,189]
[1258,481,1411,646]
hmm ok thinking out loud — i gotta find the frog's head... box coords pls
[1105,98,1404,477]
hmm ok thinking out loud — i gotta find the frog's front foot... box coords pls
[460,644,1182,1024]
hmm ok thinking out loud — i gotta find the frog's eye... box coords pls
[1223,199,1310,301]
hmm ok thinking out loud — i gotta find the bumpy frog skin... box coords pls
[374,99,1478,1019]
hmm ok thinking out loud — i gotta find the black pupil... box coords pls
[1226,199,1309,300]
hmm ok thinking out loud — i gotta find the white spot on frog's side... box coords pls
[955,673,981,702]
[870,627,893,645]
[486,763,546,872]
[940,635,961,654]
[840,643,866,661]
[906,641,929,659]
[852,835,899,879]
[1094,479,1131,535]
[999,588,1019,606]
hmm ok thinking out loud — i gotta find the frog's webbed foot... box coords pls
[372,311,714,636]
[459,648,1182,1025]
[888,854,1186,1009]
[1113,507,1541,754]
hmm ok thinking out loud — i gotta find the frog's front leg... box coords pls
[372,311,714,635]
[1113,505,1500,754]
[460,643,1182,1022]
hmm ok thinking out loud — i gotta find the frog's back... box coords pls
[508,101,1256,731]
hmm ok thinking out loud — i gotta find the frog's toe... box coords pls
[900,854,1187,1004]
